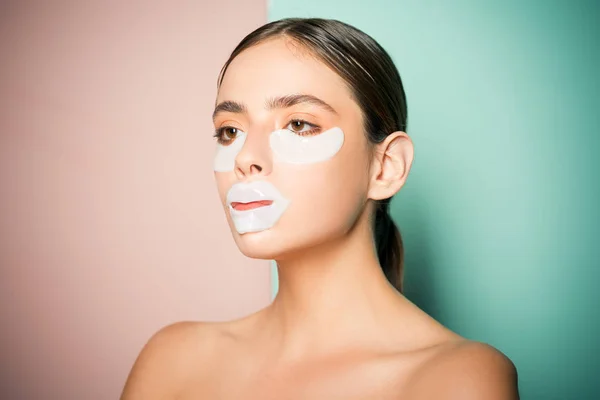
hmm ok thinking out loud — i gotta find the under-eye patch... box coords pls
[213,127,344,171]
[269,127,344,164]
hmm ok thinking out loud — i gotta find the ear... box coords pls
[368,131,414,201]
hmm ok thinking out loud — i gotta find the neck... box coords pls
[263,210,406,360]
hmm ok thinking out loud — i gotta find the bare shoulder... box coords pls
[405,340,519,400]
[119,320,227,399]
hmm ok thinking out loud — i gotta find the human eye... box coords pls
[285,119,322,136]
[214,126,243,146]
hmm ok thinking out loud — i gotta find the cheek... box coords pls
[274,125,371,233]
[277,154,369,231]
[214,172,233,204]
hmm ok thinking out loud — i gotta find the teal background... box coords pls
[269,1,600,399]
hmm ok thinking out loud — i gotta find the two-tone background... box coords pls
[1,1,598,399]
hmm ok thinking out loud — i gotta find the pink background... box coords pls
[0,2,269,399]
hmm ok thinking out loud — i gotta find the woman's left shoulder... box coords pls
[404,339,519,399]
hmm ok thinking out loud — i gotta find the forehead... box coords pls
[217,39,352,108]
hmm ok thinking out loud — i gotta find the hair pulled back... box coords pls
[218,18,407,292]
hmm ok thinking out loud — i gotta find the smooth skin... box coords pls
[121,38,519,399]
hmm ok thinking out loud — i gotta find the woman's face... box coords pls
[213,38,373,259]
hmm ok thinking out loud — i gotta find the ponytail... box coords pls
[374,199,404,292]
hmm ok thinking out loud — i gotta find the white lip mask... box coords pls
[213,131,247,172]
[226,180,290,234]
[269,126,344,164]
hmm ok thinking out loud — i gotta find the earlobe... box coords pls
[368,131,414,200]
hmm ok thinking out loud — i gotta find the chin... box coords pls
[231,228,285,259]
[230,227,310,260]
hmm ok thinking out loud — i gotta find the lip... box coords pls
[226,181,283,211]
[230,200,274,211]
[225,181,290,234]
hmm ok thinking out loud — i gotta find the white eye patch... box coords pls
[213,131,247,172]
[212,127,344,171]
[270,126,344,164]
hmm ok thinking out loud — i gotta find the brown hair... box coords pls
[217,18,407,292]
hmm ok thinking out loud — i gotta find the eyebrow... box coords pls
[212,94,338,121]
[212,100,247,121]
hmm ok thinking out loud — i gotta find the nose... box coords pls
[234,130,272,179]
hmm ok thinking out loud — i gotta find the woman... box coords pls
[121,18,519,399]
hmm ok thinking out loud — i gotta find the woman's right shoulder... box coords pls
[119,320,230,399]
[144,320,225,353]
